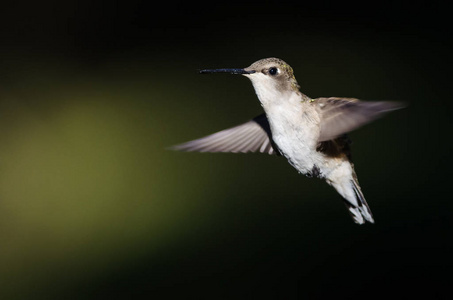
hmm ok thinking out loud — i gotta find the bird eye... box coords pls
[268,67,278,76]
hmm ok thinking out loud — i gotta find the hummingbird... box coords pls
[171,58,403,224]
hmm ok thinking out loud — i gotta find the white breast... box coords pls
[249,74,329,175]
[263,93,325,175]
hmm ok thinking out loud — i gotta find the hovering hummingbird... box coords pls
[172,58,403,224]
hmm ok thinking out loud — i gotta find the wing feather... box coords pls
[315,97,404,142]
[170,114,279,155]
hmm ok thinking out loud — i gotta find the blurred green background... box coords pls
[0,1,451,299]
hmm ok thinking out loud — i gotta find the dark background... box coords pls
[0,1,451,299]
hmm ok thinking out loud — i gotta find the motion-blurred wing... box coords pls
[315,97,404,142]
[170,114,279,155]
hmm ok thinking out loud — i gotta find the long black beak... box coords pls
[199,68,255,75]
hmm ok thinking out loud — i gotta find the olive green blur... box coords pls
[0,1,451,299]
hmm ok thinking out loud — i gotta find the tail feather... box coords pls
[343,203,366,224]
[341,177,374,224]
[351,178,374,223]
[329,170,375,224]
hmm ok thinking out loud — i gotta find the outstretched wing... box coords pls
[170,114,279,155]
[314,97,404,142]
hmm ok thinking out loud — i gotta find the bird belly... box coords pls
[274,133,326,177]
[263,95,328,177]
[268,113,325,177]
